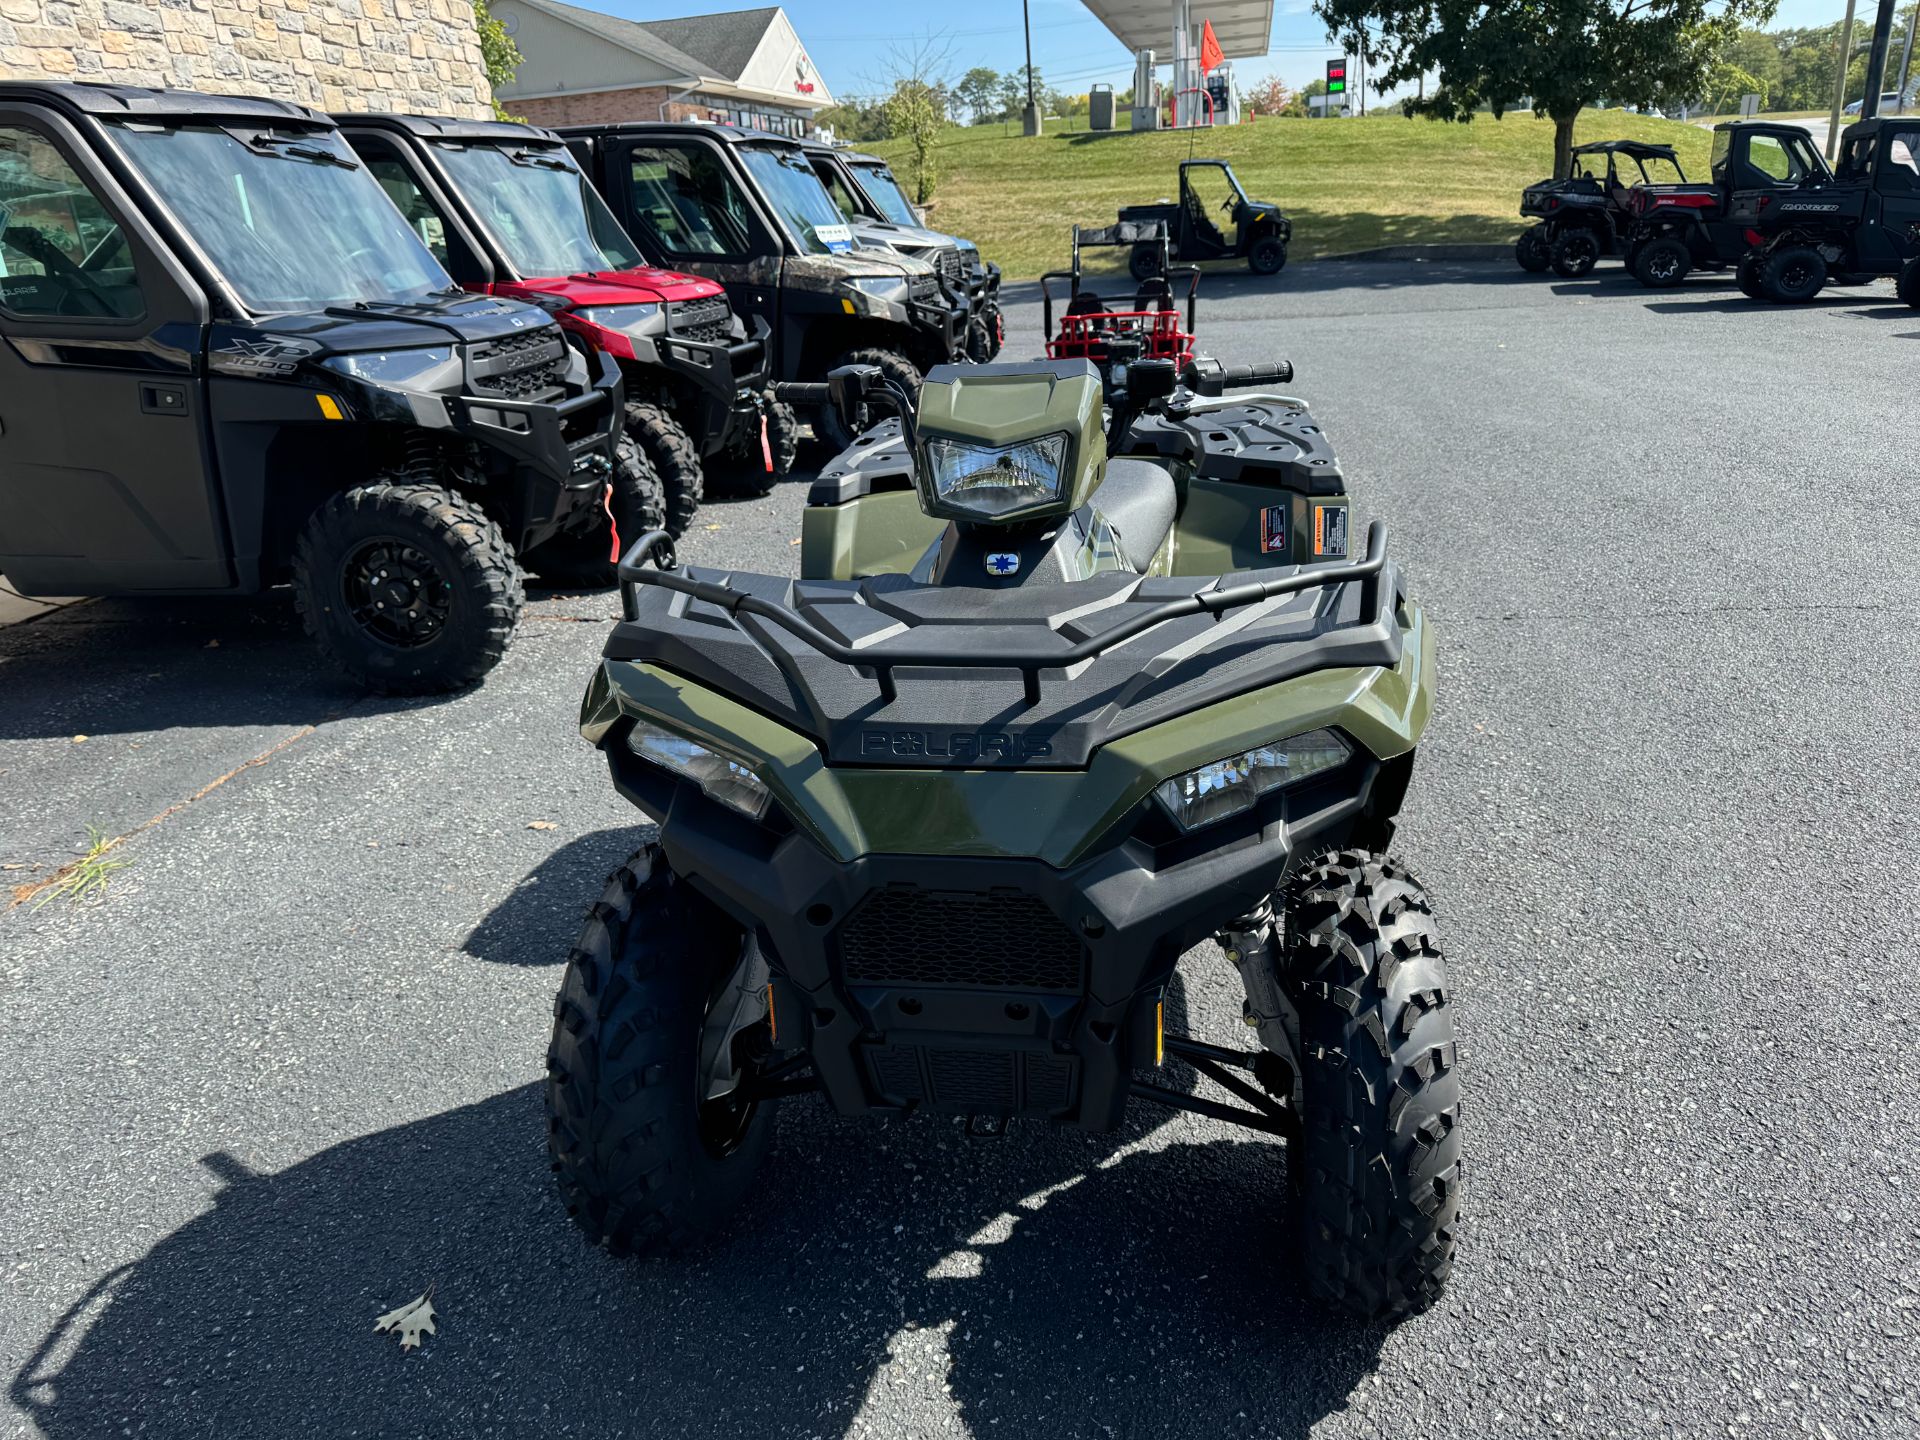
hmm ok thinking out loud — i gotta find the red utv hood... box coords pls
[481,268,724,307]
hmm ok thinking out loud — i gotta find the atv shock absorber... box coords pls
[400,430,441,488]
[1218,899,1304,1103]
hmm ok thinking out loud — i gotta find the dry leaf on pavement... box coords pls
[373,1290,437,1351]
[527,820,557,831]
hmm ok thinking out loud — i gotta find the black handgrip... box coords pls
[774,382,831,407]
[1219,360,1294,387]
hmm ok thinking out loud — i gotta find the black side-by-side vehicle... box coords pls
[0,83,621,692]
[1515,140,1686,277]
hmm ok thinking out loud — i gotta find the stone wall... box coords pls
[0,0,495,119]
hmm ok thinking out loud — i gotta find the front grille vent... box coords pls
[467,327,567,401]
[667,294,733,345]
[866,1045,1076,1115]
[836,887,1083,992]
[908,272,942,304]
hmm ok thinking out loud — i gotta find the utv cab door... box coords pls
[1177,162,1238,260]
[597,136,785,367]
[1862,126,1920,267]
[0,106,223,596]
[1720,127,1829,196]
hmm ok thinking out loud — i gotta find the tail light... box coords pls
[1547,196,1562,211]
[1756,194,1773,211]
[1744,228,1765,245]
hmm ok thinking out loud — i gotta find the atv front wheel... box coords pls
[1129,244,1164,283]
[520,434,666,588]
[1899,257,1920,309]
[546,846,778,1254]
[816,347,922,451]
[1760,245,1827,303]
[1284,851,1461,1322]
[626,401,703,537]
[1550,229,1600,278]
[1736,253,1767,301]
[292,481,522,694]
[1248,235,1288,276]
[1633,236,1691,289]
[1514,226,1551,273]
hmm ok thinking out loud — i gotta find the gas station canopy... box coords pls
[1077,0,1275,60]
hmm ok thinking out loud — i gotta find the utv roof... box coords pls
[0,80,329,127]
[555,121,802,149]
[1572,139,1678,160]
[333,112,566,146]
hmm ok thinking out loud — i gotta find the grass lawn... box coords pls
[865,110,1714,278]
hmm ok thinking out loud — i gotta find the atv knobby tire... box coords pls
[1248,235,1288,276]
[1760,245,1827,303]
[816,347,922,451]
[1515,226,1552,273]
[626,401,703,537]
[1900,256,1920,309]
[1550,229,1600,279]
[1633,236,1692,289]
[292,480,522,694]
[520,434,666,588]
[971,298,1005,361]
[546,846,776,1254]
[1284,850,1461,1322]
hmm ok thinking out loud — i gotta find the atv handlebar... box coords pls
[773,382,831,408]
[1182,358,1295,395]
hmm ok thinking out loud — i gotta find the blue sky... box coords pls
[593,0,1870,104]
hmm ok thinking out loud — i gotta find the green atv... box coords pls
[546,355,1458,1321]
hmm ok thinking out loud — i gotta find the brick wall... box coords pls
[0,0,494,118]
[511,87,703,128]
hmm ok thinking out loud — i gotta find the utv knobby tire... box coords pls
[1899,256,1920,309]
[1129,244,1165,283]
[520,434,666,588]
[1248,235,1288,276]
[1736,253,1767,301]
[292,481,521,695]
[1514,226,1552,273]
[703,399,799,498]
[816,347,922,451]
[973,298,1005,360]
[546,846,775,1255]
[1550,229,1600,278]
[626,401,703,537]
[1284,851,1461,1323]
[1760,245,1827,303]
[1633,236,1692,289]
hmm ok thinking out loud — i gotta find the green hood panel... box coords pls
[581,603,1433,867]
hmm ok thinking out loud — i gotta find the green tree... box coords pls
[1701,57,1768,112]
[955,66,1003,124]
[1244,75,1295,115]
[1313,0,1779,179]
[472,0,523,122]
[883,80,942,203]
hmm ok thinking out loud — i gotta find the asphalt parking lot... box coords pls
[3,259,1917,1440]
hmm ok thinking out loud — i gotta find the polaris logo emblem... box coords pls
[985,552,1020,576]
[860,729,1054,762]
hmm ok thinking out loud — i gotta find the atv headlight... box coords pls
[573,303,663,338]
[320,346,458,388]
[923,434,1068,520]
[626,720,773,821]
[1153,729,1349,832]
[847,275,910,309]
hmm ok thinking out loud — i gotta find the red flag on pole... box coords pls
[1199,19,1224,73]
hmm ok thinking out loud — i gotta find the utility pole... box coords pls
[1827,0,1859,160]
[1861,0,1902,117]
[1021,0,1040,136]
[1898,0,1920,112]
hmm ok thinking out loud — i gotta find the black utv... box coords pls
[1515,140,1686,277]
[559,122,967,448]
[0,83,621,693]
[1624,122,1833,290]
[1734,116,1920,303]
[1119,159,1291,278]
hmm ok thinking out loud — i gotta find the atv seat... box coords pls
[1097,458,1178,571]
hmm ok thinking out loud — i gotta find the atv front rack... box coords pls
[617,521,1391,710]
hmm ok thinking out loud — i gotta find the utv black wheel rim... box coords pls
[1648,251,1680,281]
[342,539,452,649]
[1781,260,1813,291]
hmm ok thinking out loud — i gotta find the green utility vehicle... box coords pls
[546,354,1459,1321]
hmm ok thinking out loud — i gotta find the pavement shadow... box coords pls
[0,593,420,740]
[11,1078,1383,1440]
[460,827,653,966]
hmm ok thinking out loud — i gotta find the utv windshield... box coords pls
[738,146,852,255]
[430,141,645,277]
[849,161,920,226]
[106,123,451,313]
